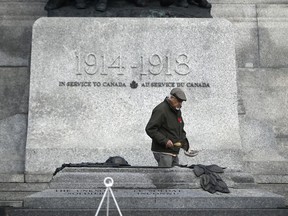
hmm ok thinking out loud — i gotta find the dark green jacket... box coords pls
[145,98,189,154]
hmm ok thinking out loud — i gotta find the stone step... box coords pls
[24,188,285,209]
[7,207,288,216]
[244,161,288,176]
[50,167,256,189]
[0,201,22,208]
[0,174,24,183]
[0,183,48,192]
[0,183,49,207]
[0,192,35,201]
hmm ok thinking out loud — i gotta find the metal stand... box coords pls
[95,177,123,216]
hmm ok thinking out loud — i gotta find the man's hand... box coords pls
[166,140,174,148]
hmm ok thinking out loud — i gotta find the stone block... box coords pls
[0,201,22,207]
[255,175,288,184]
[0,174,24,183]
[0,67,29,119]
[258,5,288,67]
[0,114,27,174]
[237,68,288,168]
[211,4,259,68]
[0,21,33,66]
[239,117,284,160]
[257,183,288,206]
[0,191,35,201]
[244,161,288,175]
[211,3,256,20]
[0,183,48,192]
[233,21,259,68]
[26,18,242,175]
[274,126,288,138]
[0,2,46,19]
[48,167,255,190]
[8,208,288,216]
[24,188,285,209]
[0,1,46,66]
[210,0,288,3]
[24,174,53,183]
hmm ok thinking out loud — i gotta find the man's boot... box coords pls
[95,0,107,12]
[176,0,188,8]
[188,0,211,8]
[160,0,175,7]
[75,0,88,9]
[44,0,66,10]
[135,0,148,7]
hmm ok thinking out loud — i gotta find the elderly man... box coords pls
[145,88,198,167]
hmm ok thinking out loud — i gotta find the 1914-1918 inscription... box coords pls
[75,52,193,76]
[58,52,211,88]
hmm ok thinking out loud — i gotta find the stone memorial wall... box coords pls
[26,18,242,179]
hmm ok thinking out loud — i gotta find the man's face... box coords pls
[170,96,183,110]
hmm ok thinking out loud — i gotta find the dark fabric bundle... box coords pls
[53,156,130,176]
[189,164,230,194]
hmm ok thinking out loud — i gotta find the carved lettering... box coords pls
[103,82,126,87]
[66,82,91,87]
[186,82,210,88]
[58,81,210,88]
[74,52,193,76]
[85,53,99,75]
[148,54,163,75]
[151,82,175,87]
[175,54,190,75]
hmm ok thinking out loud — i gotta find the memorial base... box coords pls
[24,188,285,209]
[11,167,287,216]
[9,208,288,216]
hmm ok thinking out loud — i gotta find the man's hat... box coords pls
[170,88,187,101]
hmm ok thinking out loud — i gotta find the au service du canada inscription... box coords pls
[58,52,211,89]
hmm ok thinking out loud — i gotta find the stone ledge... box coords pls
[244,161,288,176]
[0,192,35,201]
[8,208,288,216]
[0,174,24,183]
[211,4,257,21]
[0,22,33,66]
[210,0,288,4]
[0,183,49,191]
[274,126,288,138]
[238,68,288,88]
[49,167,256,190]
[257,4,288,19]
[25,174,52,183]
[0,201,22,208]
[257,183,288,206]
[254,175,288,184]
[0,2,46,18]
[24,188,285,209]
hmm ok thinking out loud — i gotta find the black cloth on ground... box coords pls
[189,164,230,194]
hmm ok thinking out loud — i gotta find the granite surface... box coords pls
[26,18,241,176]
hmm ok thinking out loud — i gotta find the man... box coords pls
[145,88,198,167]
